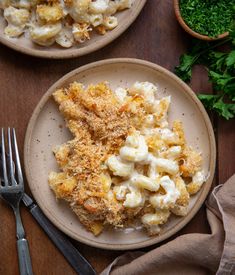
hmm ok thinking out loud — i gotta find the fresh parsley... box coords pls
[180,0,235,38]
[175,26,235,120]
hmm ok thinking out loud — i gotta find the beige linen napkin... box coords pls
[101,175,235,275]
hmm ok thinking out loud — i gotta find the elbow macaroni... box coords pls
[120,132,148,162]
[141,210,170,235]
[131,173,159,192]
[55,27,74,48]
[0,0,132,47]
[72,23,92,43]
[29,22,62,46]
[149,176,180,209]
[186,170,206,195]
[50,81,207,236]
[107,155,134,177]
[129,81,157,104]
[89,0,109,14]
[114,87,127,102]
[103,16,118,30]
[123,187,143,208]
[89,14,103,27]
[3,6,30,37]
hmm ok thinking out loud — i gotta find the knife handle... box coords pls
[29,204,96,275]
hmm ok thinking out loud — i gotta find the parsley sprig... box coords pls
[175,26,235,120]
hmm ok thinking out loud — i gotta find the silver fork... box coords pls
[0,128,33,275]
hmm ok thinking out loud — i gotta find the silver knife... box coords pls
[22,193,96,275]
[0,146,96,275]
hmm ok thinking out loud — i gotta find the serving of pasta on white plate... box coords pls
[0,0,133,48]
[48,80,208,236]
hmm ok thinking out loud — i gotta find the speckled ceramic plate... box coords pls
[0,1,146,59]
[24,58,216,250]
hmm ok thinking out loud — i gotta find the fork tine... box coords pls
[8,128,16,185]
[1,128,8,186]
[12,129,23,186]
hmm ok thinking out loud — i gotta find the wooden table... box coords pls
[0,1,234,274]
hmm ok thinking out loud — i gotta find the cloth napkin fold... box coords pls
[101,174,235,275]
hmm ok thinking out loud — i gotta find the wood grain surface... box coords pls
[0,1,234,274]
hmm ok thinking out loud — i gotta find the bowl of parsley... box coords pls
[174,0,234,41]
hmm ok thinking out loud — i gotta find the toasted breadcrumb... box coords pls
[37,4,63,23]
[172,120,186,146]
[95,25,106,35]
[51,82,131,234]
[174,176,190,207]
[180,146,202,177]
[48,171,77,200]
[187,182,203,195]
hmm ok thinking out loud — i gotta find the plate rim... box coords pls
[24,58,216,250]
[0,1,146,59]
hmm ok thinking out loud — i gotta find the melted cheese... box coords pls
[149,176,180,209]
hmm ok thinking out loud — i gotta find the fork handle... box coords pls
[17,239,33,275]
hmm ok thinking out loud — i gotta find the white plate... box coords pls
[24,58,216,250]
[0,1,146,59]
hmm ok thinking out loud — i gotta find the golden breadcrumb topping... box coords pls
[50,82,132,233]
[174,176,190,206]
[36,4,63,23]
[180,146,202,177]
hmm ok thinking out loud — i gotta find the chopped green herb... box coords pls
[180,0,235,38]
[175,25,235,120]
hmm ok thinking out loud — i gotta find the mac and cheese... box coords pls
[49,81,207,236]
[0,0,132,47]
